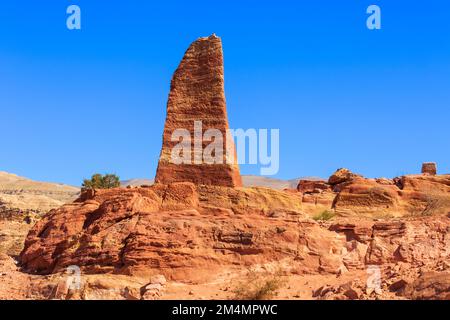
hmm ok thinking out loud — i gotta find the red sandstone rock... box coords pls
[332,177,401,216]
[422,162,437,175]
[155,34,242,187]
[328,168,361,186]
[8,181,449,300]
[297,179,336,209]
[20,185,315,278]
[313,280,365,300]
[330,172,450,217]
[0,254,30,299]
[297,179,330,193]
[403,271,450,300]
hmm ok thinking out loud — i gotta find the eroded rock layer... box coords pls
[20,184,305,277]
[155,35,242,187]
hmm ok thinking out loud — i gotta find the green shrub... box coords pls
[313,210,335,221]
[82,173,120,190]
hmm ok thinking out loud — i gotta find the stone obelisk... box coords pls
[155,34,242,187]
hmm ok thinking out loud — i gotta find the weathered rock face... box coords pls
[332,176,402,217]
[332,173,450,217]
[155,35,242,187]
[19,185,310,278]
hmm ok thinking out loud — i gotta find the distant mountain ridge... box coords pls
[121,175,324,190]
[0,171,79,216]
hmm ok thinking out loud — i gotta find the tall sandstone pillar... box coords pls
[155,34,243,187]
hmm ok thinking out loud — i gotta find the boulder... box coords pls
[328,168,361,186]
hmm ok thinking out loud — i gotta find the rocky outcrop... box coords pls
[298,167,450,218]
[155,35,242,187]
[9,164,450,301]
[297,179,330,193]
[332,176,401,217]
[422,162,437,175]
[333,173,450,217]
[329,216,449,268]
[296,179,335,209]
[328,168,362,186]
[17,184,449,300]
[403,271,450,300]
[20,184,312,278]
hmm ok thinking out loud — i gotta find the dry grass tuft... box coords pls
[233,269,286,300]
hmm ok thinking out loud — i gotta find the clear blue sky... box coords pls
[1,1,449,186]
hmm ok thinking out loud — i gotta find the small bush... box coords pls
[421,193,449,216]
[233,270,286,300]
[313,210,335,221]
[82,173,120,191]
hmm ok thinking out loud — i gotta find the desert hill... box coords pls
[0,171,79,217]
[0,171,79,258]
